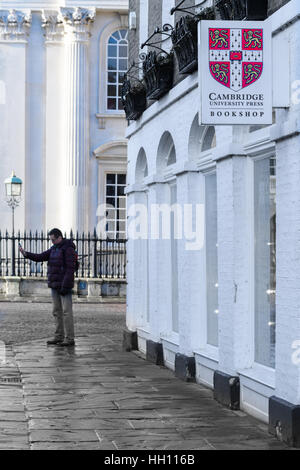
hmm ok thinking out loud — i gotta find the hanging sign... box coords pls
[200,20,272,125]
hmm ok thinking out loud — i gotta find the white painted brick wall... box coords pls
[275,134,300,403]
[126,0,300,416]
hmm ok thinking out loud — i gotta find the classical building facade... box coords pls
[124,0,300,447]
[0,0,128,237]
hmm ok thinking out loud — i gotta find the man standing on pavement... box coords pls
[19,228,76,347]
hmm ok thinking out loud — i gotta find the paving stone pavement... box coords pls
[0,334,290,450]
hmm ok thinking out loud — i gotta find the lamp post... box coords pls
[4,171,22,276]
[4,171,22,234]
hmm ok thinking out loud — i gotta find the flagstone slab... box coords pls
[28,418,133,431]
[30,440,115,450]
[0,330,291,450]
[29,430,100,443]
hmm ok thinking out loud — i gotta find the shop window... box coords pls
[254,155,276,368]
[205,172,219,347]
[170,182,179,333]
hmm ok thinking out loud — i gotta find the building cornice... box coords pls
[0,1,128,12]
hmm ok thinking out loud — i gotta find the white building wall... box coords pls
[0,37,28,232]
[44,14,65,231]
[125,0,300,423]
[25,12,46,232]
[0,1,129,235]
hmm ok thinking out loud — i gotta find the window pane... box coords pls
[117,232,126,240]
[108,85,117,97]
[106,198,116,208]
[106,208,116,219]
[118,72,126,83]
[106,186,115,196]
[108,45,117,57]
[108,58,117,71]
[119,46,128,58]
[117,209,126,220]
[170,184,179,333]
[107,98,116,110]
[119,59,128,71]
[113,31,121,40]
[106,174,115,184]
[254,156,276,368]
[120,29,127,38]
[109,36,117,44]
[118,99,124,111]
[118,197,126,209]
[108,72,117,83]
[117,185,125,196]
[117,174,126,184]
[106,221,115,232]
[205,173,219,347]
[119,221,126,232]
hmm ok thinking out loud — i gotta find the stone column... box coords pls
[42,10,65,231]
[60,7,95,233]
[0,9,31,233]
[138,180,171,365]
[176,169,203,357]
[212,126,253,410]
[175,169,203,381]
[125,188,149,332]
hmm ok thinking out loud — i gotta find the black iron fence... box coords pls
[0,230,127,280]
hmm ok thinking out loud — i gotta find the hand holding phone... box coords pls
[19,243,25,256]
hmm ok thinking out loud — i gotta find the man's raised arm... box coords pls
[21,247,52,262]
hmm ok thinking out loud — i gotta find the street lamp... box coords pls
[4,171,22,233]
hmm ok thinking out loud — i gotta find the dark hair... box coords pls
[49,228,63,239]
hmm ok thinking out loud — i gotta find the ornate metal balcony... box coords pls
[121,77,147,121]
[141,51,174,100]
[171,16,198,74]
[171,8,214,75]
[214,0,268,21]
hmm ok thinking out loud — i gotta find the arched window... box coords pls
[156,131,176,173]
[135,148,148,183]
[107,29,128,112]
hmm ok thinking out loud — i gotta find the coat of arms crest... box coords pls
[209,28,263,91]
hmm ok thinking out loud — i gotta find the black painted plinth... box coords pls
[213,370,240,410]
[175,353,196,382]
[269,396,300,448]
[146,340,164,366]
[122,329,138,352]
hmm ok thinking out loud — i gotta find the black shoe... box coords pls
[47,338,64,345]
[58,340,75,347]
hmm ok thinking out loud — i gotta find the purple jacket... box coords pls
[25,239,76,289]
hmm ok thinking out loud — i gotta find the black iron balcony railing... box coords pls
[0,230,127,280]
[139,25,174,100]
[215,0,268,21]
[171,7,215,75]
[171,15,199,74]
[121,63,147,121]
[141,50,174,100]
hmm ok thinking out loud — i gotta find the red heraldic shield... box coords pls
[209,28,263,91]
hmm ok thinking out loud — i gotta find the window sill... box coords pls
[96,113,126,129]
[160,331,180,348]
[194,345,219,365]
[136,326,150,337]
[238,362,275,390]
